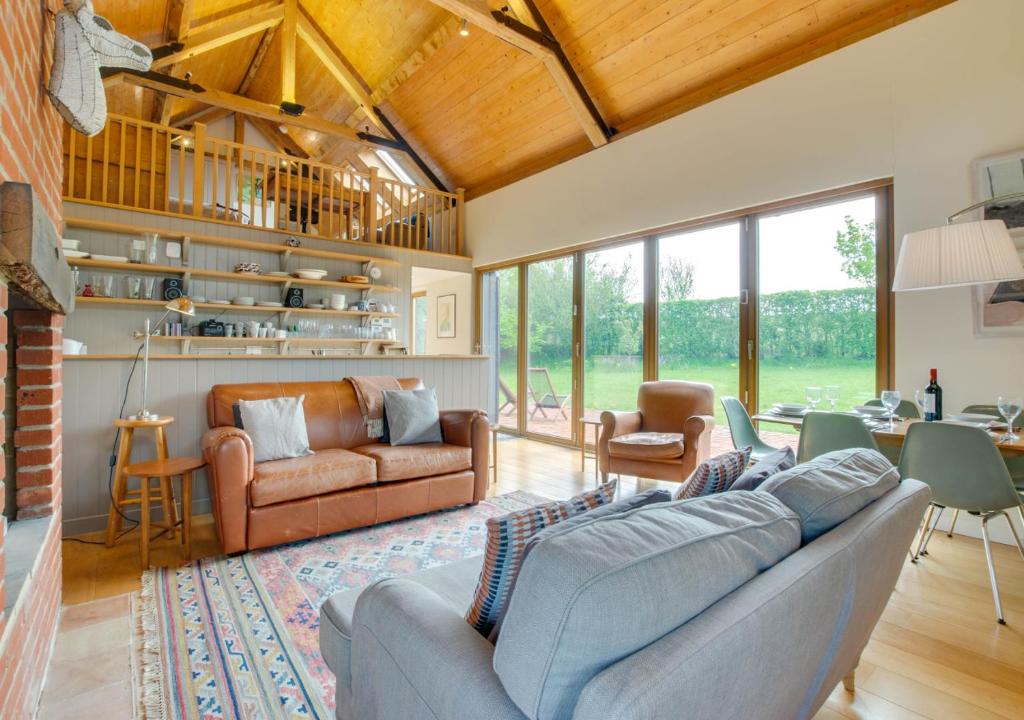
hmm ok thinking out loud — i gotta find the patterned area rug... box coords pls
[136,492,544,719]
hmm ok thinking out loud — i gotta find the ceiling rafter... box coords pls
[237,24,278,96]
[152,0,193,125]
[149,2,284,70]
[281,0,297,104]
[423,0,611,146]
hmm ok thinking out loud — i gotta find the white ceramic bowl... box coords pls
[231,296,256,306]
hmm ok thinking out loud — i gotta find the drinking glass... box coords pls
[997,395,1022,442]
[914,389,927,417]
[805,386,822,410]
[825,385,840,411]
[143,276,156,299]
[124,276,142,299]
[880,390,902,431]
[98,274,114,298]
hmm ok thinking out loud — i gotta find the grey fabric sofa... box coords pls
[320,450,929,720]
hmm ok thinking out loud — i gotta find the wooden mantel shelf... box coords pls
[65,353,490,361]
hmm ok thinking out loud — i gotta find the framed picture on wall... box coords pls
[973,149,1024,336]
[437,294,456,338]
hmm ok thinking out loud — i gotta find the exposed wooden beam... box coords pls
[116,72,397,152]
[237,25,278,95]
[233,112,245,144]
[423,0,610,146]
[505,0,540,31]
[169,105,232,128]
[294,3,385,133]
[149,3,284,70]
[281,0,297,104]
[344,16,459,126]
[247,116,310,157]
[153,0,193,124]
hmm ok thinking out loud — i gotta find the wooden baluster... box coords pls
[249,150,257,227]
[149,128,157,209]
[236,141,243,225]
[317,166,324,238]
[211,141,219,219]
[101,125,110,203]
[118,120,126,205]
[456,188,466,256]
[133,125,141,206]
[163,129,172,211]
[260,153,268,229]
[365,167,378,246]
[85,133,94,201]
[274,156,281,231]
[192,124,205,218]
[177,133,186,214]
[328,171,336,239]
[285,159,292,233]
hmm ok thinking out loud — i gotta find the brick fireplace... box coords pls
[0,0,69,714]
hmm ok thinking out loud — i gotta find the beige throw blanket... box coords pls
[348,375,401,439]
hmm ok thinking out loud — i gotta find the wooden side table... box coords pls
[579,418,603,487]
[123,456,204,567]
[106,416,176,547]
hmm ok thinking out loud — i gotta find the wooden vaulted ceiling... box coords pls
[97,0,953,198]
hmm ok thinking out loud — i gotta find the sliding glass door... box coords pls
[658,223,741,425]
[756,195,880,416]
[526,256,576,440]
[582,242,645,423]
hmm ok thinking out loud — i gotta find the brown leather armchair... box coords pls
[598,380,715,485]
[201,378,489,553]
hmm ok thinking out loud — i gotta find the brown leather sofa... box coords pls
[598,380,715,486]
[201,378,489,553]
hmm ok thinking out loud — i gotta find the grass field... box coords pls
[500,358,876,432]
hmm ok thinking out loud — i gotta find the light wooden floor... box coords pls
[53,436,1024,719]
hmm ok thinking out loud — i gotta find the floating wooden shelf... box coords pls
[74,295,399,319]
[148,334,399,356]
[68,258,399,292]
[62,216,402,267]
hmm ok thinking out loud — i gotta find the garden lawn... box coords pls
[501,359,877,432]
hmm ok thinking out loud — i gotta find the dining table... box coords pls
[752,412,1024,456]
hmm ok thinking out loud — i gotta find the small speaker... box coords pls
[285,287,304,308]
[162,277,183,301]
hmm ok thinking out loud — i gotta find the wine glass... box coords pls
[825,385,840,411]
[914,389,927,418]
[997,395,1022,442]
[880,390,901,431]
[806,386,822,411]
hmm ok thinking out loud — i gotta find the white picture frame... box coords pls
[437,293,456,338]
[972,149,1024,337]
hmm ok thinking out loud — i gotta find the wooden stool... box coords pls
[123,456,204,567]
[490,423,500,485]
[106,416,176,547]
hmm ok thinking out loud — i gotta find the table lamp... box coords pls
[894,192,1024,291]
[131,297,195,420]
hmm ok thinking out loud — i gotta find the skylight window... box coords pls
[375,149,416,185]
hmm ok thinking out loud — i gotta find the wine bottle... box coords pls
[923,368,942,421]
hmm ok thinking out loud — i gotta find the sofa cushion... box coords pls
[757,447,899,543]
[608,432,685,460]
[383,388,443,445]
[492,491,800,720]
[351,442,471,482]
[732,447,796,491]
[466,482,618,639]
[238,395,313,463]
[319,556,483,697]
[674,446,752,499]
[249,449,377,508]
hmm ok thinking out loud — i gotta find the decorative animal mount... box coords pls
[47,0,152,136]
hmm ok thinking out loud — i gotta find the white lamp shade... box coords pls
[893,219,1024,291]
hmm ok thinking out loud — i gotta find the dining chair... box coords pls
[943,404,1024,539]
[898,422,1024,624]
[721,396,779,462]
[797,411,880,464]
[865,398,921,419]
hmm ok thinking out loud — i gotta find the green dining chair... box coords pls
[721,396,780,463]
[797,411,880,464]
[898,422,1024,624]
[944,404,1024,539]
[865,398,921,419]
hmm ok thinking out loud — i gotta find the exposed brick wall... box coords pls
[0,284,7,618]
[13,312,63,520]
[0,0,65,716]
[0,0,63,229]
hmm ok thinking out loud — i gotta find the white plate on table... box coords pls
[92,254,129,263]
[946,413,1001,424]
[772,404,809,417]
[852,406,889,418]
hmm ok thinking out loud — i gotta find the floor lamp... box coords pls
[131,297,195,421]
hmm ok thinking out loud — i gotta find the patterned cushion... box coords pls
[674,446,752,500]
[731,447,796,492]
[465,480,618,639]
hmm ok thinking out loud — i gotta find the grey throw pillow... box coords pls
[757,447,898,543]
[237,395,314,463]
[383,388,443,446]
[731,447,796,491]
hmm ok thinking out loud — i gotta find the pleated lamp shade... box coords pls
[893,219,1024,291]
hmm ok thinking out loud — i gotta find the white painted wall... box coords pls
[414,271,473,355]
[467,0,1024,543]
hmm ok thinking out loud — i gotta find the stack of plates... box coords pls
[231,296,256,306]
[92,254,129,263]
[256,301,283,307]
[772,403,808,417]
[207,299,230,305]
[852,406,889,418]
[64,250,90,259]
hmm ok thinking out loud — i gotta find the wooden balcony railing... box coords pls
[62,114,465,256]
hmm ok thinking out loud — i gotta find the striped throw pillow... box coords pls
[466,480,617,639]
[674,446,753,500]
